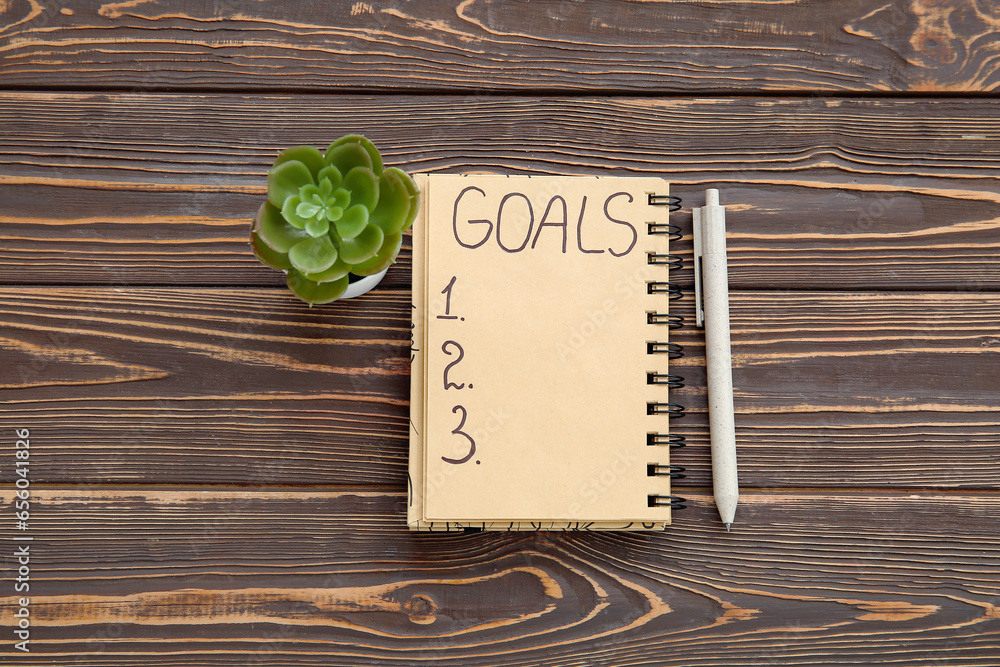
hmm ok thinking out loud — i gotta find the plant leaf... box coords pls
[385,167,420,232]
[332,188,350,209]
[338,223,384,264]
[349,232,402,276]
[296,200,322,219]
[267,160,314,208]
[304,217,330,238]
[368,169,413,235]
[317,165,342,189]
[272,146,326,179]
[254,202,309,252]
[334,204,369,240]
[286,270,348,306]
[303,256,352,283]
[288,235,338,274]
[342,166,379,211]
[319,177,333,199]
[327,134,384,175]
[280,195,310,229]
[250,230,292,271]
[299,183,321,201]
[324,141,373,178]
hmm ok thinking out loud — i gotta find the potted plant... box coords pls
[250,135,419,305]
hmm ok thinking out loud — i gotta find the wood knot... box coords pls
[408,594,437,625]
[914,29,957,65]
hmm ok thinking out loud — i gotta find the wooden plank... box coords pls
[2,93,998,290]
[0,487,998,665]
[3,287,998,489]
[1,0,998,93]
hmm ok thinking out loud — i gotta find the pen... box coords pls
[694,189,739,530]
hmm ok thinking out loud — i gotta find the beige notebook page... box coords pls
[409,177,671,532]
[422,174,672,523]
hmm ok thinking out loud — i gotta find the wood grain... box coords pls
[1,0,999,93]
[3,287,998,489]
[1,2,995,665]
[0,487,997,665]
[2,93,999,290]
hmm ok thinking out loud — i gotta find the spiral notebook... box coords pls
[408,174,685,531]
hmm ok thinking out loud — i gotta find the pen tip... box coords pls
[725,523,731,532]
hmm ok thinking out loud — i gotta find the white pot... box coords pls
[341,267,389,299]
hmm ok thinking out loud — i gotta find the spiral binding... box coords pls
[646,433,686,448]
[647,464,686,479]
[648,193,682,212]
[647,402,685,416]
[646,312,683,328]
[646,341,683,358]
[647,191,687,512]
[647,281,683,300]
[647,222,683,240]
[648,495,687,509]
[647,252,683,270]
[646,372,684,388]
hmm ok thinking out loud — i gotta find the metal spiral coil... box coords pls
[647,464,686,479]
[646,372,684,389]
[647,281,683,300]
[647,433,686,448]
[647,312,683,328]
[648,494,687,509]
[646,402,685,417]
[647,193,682,212]
[647,252,684,270]
[647,192,686,512]
[646,341,683,358]
[647,222,683,241]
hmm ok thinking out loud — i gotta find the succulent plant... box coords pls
[251,135,419,305]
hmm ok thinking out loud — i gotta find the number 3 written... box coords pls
[441,404,476,464]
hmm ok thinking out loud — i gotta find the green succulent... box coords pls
[251,135,419,305]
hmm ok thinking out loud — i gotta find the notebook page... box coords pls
[421,174,672,523]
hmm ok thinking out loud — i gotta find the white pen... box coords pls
[694,189,739,530]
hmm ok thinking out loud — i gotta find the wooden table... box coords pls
[2,1,999,664]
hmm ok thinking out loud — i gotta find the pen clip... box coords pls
[693,206,705,327]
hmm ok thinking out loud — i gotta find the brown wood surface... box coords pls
[2,1,999,665]
[2,93,999,290]
[1,0,999,93]
[1,488,999,665]
[2,287,999,490]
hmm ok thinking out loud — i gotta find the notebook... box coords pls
[408,174,685,531]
